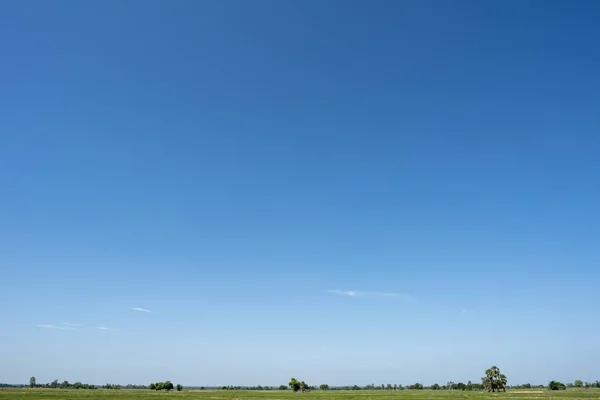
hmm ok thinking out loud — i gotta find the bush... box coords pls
[548,381,566,390]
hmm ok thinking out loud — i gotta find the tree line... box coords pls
[11,368,600,392]
[27,377,97,390]
[148,381,184,391]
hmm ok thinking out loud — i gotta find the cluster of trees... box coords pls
[220,385,282,390]
[103,384,123,390]
[148,381,182,391]
[510,383,545,389]
[288,378,309,392]
[26,377,153,390]
[546,381,600,390]
[283,369,505,393]
[28,377,97,390]
[334,382,485,391]
[482,366,508,392]
[548,381,567,391]
[571,381,600,389]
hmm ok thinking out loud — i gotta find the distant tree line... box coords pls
[27,377,97,390]
[148,381,184,391]
[23,377,152,390]
[221,385,283,390]
[10,370,600,392]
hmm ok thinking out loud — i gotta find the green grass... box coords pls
[1,389,600,400]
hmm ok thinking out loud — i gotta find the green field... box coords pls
[1,390,600,400]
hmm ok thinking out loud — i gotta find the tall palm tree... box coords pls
[482,366,506,392]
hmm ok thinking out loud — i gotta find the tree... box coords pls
[176,384,183,391]
[164,381,174,391]
[279,385,288,390]
[149,383,156,390]
[289,378,301,392]
[320,384,330,390]
[29,377,36,389]
[431,384,441,390]
[574,380,583,388]
[482,366,507,392]
[301,381,308,392]
[548,381,566,391]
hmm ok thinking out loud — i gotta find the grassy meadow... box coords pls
[1,389,599,400]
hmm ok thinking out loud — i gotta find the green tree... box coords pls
[176,384,183,391]
[50,380,58,389]
[482,366,507,392]
[29,377,36,388]
[431,384,441,390]
[279,385,288,390]
[149,383,156,390]
[574,380,583,388]
[320,384,330,390]
[289,378,301,392]
[164,381,174,391]
[548,381,566,390]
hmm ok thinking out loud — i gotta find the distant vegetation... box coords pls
[1,369,597,392]
[26,377,98,390]
[548,381,567,391]
[148,381,174,391]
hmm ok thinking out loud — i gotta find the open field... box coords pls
[1,390,600,400]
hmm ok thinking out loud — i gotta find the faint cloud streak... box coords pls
[326,290,415,301]
[129,307,152,313]
[96,326,116,331]
[37,324,82,332]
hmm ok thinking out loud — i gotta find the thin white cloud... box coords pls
[129,307,152,313]
[62,322,82,327]
[326,290,415,301]
[37,324,82,332]
[96,326,116,331]
[326,290,358,297]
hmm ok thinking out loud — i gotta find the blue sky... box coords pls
[1,0,599,387]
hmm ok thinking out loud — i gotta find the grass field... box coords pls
[1,390,600,400]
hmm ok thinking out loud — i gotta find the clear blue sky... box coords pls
[1,0,599,387]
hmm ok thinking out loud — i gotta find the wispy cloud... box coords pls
[62,322,82,327]
[96,326,116,331]
[37,324,82,332]
[129,307,152,313]
[326,290,359,297]
[326,290,415,301]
